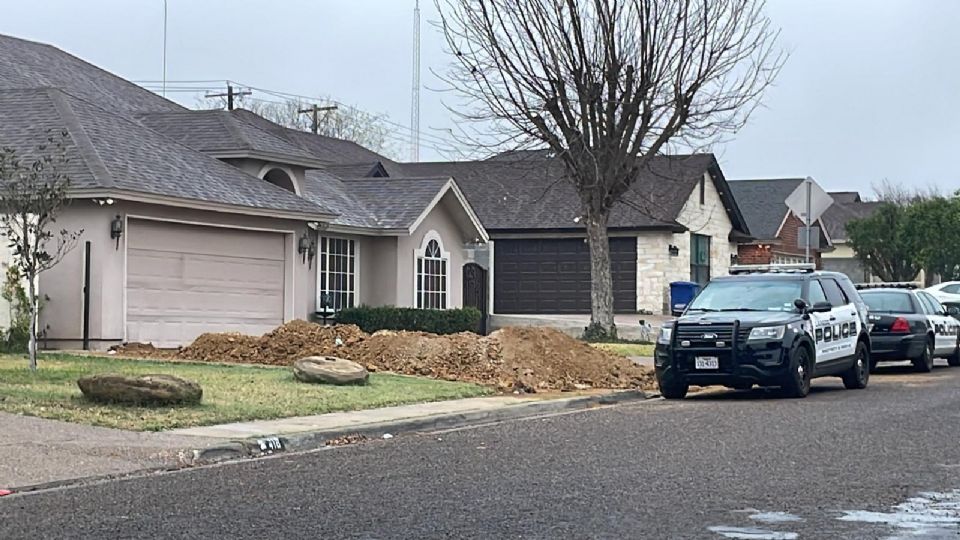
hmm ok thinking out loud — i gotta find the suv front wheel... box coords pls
[658,372,689,400]
[781,346,812,398]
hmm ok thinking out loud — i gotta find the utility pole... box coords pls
[410,0,421,162]
[297,104,338,134]
[204,83,251,111]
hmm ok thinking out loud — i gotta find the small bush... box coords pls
[336,306,483,335]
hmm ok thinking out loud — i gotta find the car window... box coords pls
[943,284,960,294]
[686,279,803,312]
[920,292,945,315]
[861,291,916,313]
[808,280,828,305]
[821,279,847,306]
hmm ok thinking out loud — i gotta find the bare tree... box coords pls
[0,131,82,371]
[437,0,785,336]
[197,94,400,160]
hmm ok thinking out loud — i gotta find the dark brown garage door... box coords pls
[494,238,637,314]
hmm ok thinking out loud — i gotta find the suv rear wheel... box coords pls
[913,338,935,373]
[948,339,960,367]
[842,342,870,389]
[781,346,812,398]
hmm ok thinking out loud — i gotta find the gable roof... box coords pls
[0,34,182,115]
[821,196,881,242]
[397,154,748,235]
[728,178,807,240]
[135,110,327,168]
[302,170,485,238]
[230,109,407,176]
[0,88,333,220]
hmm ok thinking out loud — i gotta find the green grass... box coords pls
[0,354,490,431]
[591,342,655,358]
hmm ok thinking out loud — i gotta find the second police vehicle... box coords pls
[654,264,871,399]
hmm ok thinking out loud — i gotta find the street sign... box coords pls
[785,177,833,226]
[797,226,821,249]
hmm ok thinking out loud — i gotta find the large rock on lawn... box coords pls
[77,373,203,405]
[293,356,369,385]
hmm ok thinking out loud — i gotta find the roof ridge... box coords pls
[45,88,116,187]
[218,112,252,150]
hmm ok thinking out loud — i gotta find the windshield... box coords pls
[861,291,916,313]
[687,279,802,312]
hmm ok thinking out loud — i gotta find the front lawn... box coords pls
[0,354,490,431]
[591,342,655,357]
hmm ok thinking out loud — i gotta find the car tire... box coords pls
[913,338,935,373]
[842,342,870,390]
[780,346,812,398]
[947,338,960,367]
[658,372,689,400]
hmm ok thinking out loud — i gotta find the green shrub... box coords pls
[336,306,483,335]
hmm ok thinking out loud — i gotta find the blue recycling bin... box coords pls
[670,281,701,315]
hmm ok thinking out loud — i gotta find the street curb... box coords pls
[188,389,651,465]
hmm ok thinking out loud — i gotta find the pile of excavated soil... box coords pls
[178,320,366,365]
[117,320,655,392]
[344,326,654,392]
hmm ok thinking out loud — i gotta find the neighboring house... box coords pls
[728,178,833,267]
[0,34,486,349]
[820,191,881,282]
[396,154,752,315]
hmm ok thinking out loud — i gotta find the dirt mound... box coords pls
[345,326,654,392]
[178,321,366,365]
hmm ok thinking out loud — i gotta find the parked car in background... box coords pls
[856,283,960,372]
[926,281,960,307]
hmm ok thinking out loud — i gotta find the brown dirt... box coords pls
[115,320,656,392]
[177,320,366,365]
[342,326,655,393]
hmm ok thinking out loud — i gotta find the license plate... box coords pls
[695,356,719,370]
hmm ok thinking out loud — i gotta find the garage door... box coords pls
[126,219,287,347]
[494,238,637,314]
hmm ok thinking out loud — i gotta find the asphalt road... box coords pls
[5,361,960,539]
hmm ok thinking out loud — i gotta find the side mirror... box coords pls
[948,306,960,317]
[794,298,808,312]
[810,301,833,313]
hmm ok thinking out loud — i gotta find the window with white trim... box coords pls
[416,232,448,310]
[772,254,806,265]
[318,237,356,312]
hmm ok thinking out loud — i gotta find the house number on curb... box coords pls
[256,436,284,453]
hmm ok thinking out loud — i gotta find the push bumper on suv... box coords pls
[655,322,795,387]
[869,333,926,361]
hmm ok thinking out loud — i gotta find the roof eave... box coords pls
[205,149,330,169]
[69,188,336,223]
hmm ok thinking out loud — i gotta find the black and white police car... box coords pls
[654,264,871,399]
[855,283,960,371]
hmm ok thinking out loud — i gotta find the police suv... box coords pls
[654,264,872,399]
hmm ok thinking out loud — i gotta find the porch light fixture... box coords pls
[668,244,680,257]
[110,215,123,250]
[298,231,311,263]
[92,198,115,206]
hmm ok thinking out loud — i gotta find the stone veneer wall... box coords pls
[636,172,737,314]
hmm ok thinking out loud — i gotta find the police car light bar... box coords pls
[729,263,816,275]
[854,282,921,290]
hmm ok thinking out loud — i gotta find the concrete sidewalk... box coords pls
[169,394,577,439]
[0,412,220,490]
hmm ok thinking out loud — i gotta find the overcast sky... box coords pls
[3,0,959,195]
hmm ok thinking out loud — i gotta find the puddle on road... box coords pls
[838,489,960,539]
[707,526,798,539]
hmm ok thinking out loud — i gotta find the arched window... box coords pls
[261,167,298,194]
[415,231,449,309]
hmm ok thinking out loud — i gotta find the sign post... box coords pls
[785,177,834,264]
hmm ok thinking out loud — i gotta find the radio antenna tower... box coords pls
[410,0,421,162]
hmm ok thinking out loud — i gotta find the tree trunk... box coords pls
[585,210,616,339]
[26,275,37,371]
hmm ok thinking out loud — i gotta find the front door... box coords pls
[462,262,488,334]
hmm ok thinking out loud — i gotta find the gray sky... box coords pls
[3,0,959,195]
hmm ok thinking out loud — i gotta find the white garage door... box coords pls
[126,219,287,348]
